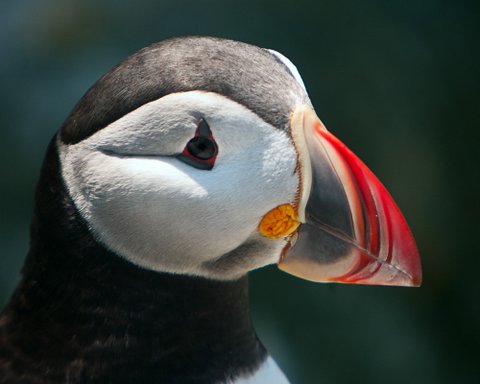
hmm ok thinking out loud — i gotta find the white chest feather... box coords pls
[230,357,290,384]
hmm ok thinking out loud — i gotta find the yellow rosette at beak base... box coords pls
[258,204,300,239]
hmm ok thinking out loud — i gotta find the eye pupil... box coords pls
[177,118,218,171]
[187,136,216,160]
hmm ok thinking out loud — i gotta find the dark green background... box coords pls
[1,1,478,383]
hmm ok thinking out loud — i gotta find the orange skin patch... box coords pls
[258,204,300,239]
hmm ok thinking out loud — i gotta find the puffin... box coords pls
[0,36,421,383]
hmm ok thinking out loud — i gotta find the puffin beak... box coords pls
[279,106,422,286]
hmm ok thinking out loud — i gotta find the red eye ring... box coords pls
[177,119,218,170]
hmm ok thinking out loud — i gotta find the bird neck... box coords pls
[2,137,266,382]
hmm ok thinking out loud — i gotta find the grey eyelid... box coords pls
[98,148,173,159]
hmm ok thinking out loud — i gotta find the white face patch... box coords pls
[59,91,300,279]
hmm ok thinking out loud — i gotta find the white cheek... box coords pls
[59,91,299,278]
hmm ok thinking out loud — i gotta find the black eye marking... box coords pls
[177,119,218,170]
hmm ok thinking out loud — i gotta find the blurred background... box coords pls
[1,0,478,383]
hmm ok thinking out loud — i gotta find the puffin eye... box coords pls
[177,119,218,170]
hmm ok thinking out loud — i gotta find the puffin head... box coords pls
[56,37,421,286]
